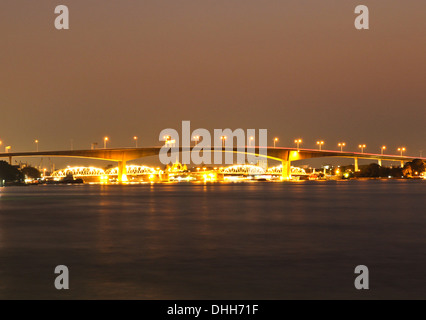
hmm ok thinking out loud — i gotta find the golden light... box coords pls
[382,146,386,150]
[398,147,406,156]
[104,137,109,141]
[273,137,279,148]
[100,175,109,184]
[134,136,138,140]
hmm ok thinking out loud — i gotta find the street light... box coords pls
[338,142,346,152]
[359,144,366,153]
[163,135,171,146]
[133,136,138,148]
[274,137,279,148]
[316,141,324,151]
[35,139,39,152]
[249,136,254,147]
[294,139,302,150]
[220,136,227,148]
[5,146,11,153]
[398,147,406,156]
[381,146,386,155]
[104,137,109,149]
[193,135,200,146]
[168,139,176,147]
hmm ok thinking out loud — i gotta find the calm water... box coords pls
[0,180,425,299]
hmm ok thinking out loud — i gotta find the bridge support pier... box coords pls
[117,160,128,183]
[354,157,359,172]
[400,160,405,168]
[378,159,382,166]
[281,160,291,180]
[9,156,12,165]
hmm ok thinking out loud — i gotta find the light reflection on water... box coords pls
[0,180,425,299]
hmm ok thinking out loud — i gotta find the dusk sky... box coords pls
[0,1,425,166]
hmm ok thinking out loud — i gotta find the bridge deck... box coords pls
[0,147,424,162]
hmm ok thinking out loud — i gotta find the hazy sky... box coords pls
[0,1,425,166]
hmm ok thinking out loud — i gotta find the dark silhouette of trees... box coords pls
[403,159,425,177]
[0,161,23,182]
[21,166,41,179]
[357,163,402,178]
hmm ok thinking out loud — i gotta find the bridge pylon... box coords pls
[354,157,359,172]
[118,160,128,183]
[281,160,291,180]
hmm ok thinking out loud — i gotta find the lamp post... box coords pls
[5,146,11,153]
[249,136,254,147]
[35,140,39,152]
[359,144,366,153]
[163,135,171,146]
[133,136,138,148]
[381,146,386,155]
[221,136,227,148]
[193,135,200,146]
[274,138,279,148]
[104,137,109,149]
[316,141,324,151]
[294,139,302,151]
[338,142,346,152]
[398,147,406,156]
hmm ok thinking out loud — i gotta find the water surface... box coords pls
[0,180,425,299]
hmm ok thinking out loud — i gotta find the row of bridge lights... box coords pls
[1,137,139,152]
[171,136,409,156]
[308,140,406,156]
[0,139,39,153]
[0,140,12,153]
[1,137,407,157]
[103,136,140,149]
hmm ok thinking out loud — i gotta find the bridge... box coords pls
[1,146,424,182]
